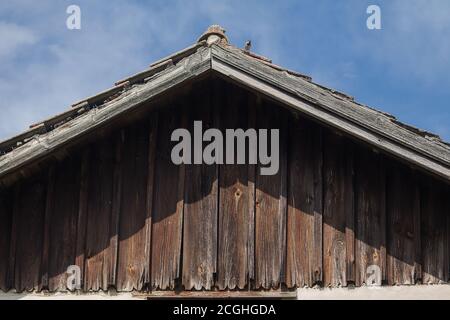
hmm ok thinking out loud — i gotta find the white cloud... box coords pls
[0,1,448,142]
[0,0,292,141]
[350,1,450,86]
[0,22,37,59]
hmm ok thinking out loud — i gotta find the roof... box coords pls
[1,25,450,181]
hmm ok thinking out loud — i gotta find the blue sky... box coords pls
[0,0,449,141]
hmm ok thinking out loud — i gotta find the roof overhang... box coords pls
[209,45,450,181]
[1,44,449,182]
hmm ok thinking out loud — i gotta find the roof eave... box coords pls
[209,44,450,181]
[1,42,449,183]
[0,46,212,180]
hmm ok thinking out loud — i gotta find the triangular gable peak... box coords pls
[0,25,449,182]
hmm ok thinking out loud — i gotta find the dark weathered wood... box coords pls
[182,84,218,290]
[217,84,250,290]
[447,185,450,282]
[354,147,386,286]
[84,139,115,291]
[75,149,90,289]
[286,116,323,288]
[323,131,354,287]
[6,185,20,290]
[0,188,13,291]
[14,173,47,292]
[108,131,124,288]
[444,185,450,282]
[413,173,422,283]
[255,100,288,289]
[421,178,448,284]
[144,115,158,288]
[345,144,355,284]
[247,93,257,287]
[40,166,55,291]
[48,156,81,291]
[117,121,150,291]
[2,73,450,294]
[386,162,419,285]
[151,107,184,290]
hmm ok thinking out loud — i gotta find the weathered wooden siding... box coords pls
[182,83,218,291]
[0,79,449,292]
[84,140,114,291]
[354,146,386,286]
[421,177,449,284]
[322,132,354,287]
[117,121,150,291]
[11,173,47,292]
[217,82,250,290]
[386,162,420,285]
[151,107,184,290]
[0,189,12,291]
[286,116,323,288]
[47,155,81,291]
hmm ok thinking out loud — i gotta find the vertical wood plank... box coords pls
[14,173,47,292]
[151,106,184,290]
[413,173,422,284]
[217,83,250,290]
[286,116,323,288]
[7,184,20,290]
[48,156,81,291]
[143,114,158,289]
[421,178,448,284]
[117,121,150,291]
[447,185,450,282]
[108,131,124,288]
[247,93,257,287]
[85,139,115,291]
[386,162,418,285]
[75,149,90,290]
[0,188,13,291]
[345,143,355,284]
[323,131,354,287]
[255,100,288,289]
[40,166,55,291]
[354,147,386,286]
[182,83,218,290]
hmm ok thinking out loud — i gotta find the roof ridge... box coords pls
[1,27,449,181]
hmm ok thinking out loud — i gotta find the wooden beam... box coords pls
[140,290,297,299]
